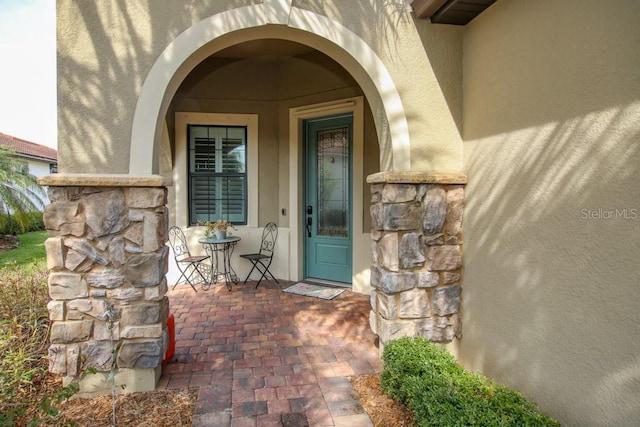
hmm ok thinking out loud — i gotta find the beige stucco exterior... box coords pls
[54,0,640,424]
[458,0,640,425]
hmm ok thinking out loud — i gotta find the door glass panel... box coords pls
[316,127,349,237]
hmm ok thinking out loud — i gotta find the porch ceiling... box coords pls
[215,39,314,59]
[411,0,498,25]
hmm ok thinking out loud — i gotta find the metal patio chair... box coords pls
[168,226,210,292]
[240,222,278,288]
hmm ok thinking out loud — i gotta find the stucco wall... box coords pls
[56,0,463,175]
[460,0,640,425]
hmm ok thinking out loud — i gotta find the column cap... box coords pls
[367,171,467,184]
[38,173,172,187]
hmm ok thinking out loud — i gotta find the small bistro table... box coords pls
[198,235,241,291]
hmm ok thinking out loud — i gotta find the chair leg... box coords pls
[243,262,259,285]
[175,263,208,292]
[174,269,193,291]
[254,259,277,288]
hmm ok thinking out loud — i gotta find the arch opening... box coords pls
[129,4,410,175]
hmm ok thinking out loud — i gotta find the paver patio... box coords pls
[158,280,382,427]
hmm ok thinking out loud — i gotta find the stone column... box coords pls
[37,174,171,397]
[367,172,466,347]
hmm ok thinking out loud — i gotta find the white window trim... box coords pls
[174,112,258,228]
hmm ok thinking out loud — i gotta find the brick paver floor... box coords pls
[158,280,382,427]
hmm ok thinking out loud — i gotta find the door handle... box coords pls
[306,216,312,237]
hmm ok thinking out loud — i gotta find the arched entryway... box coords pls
[129,2,410,175]
[136,3,413,292]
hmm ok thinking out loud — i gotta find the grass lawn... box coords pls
[0,231,49,268]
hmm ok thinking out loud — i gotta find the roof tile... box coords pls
[0,132,57,162]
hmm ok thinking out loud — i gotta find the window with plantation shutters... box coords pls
[188,125,247,225]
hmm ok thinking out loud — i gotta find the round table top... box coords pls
[198,235,241,244]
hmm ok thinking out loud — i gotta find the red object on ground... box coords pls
[162,314,175,364]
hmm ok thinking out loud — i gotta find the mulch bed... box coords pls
[56,386,198,426]
[0,235,19,253]
[49,374,412,426]
[351,374,416,427]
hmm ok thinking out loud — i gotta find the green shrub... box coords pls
[381,336,559,427]
[0,212,45,235]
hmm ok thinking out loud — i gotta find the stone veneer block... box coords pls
[86,269,125,289]
[43,201,83,236]
[45,237,65,269]
[66,344,81,377]
[109,236,126,267]
[107,287,144,300]
[66,299,109,321]
[64,238,109,266]
[376,292,398,319]
[432,285,462,316]
[442,271,461,285]
[370,204,384,230]
[94,320,120,341]
[376,315,416,344]
[50,320,93,343]
[418,271,439,288]
[426,245,462,271]
[121,324,163,339]
[423,186,446,235]
[446,186,464,238]
[125,247,168,287]
[380,272,416,294]
[399,232,425,268]
[121,303,162,325]
[124,222,144,246]
[383,204,422,230]
[82,341,113,371]
[399,288,431,318]
[117,339,163,368]
[142,211,164,252]
[49,272,87,300]
[47,300,65,321]
[376,234,399,271]
[145,279,168,301]
[382,184,417,203]
[48,344,67,374]
[126,187,167,208]
[84,189,130,237]
[417,317,457,342]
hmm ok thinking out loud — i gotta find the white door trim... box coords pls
[289,97,364,284]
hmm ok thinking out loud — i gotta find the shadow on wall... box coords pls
[462,102,640,424]
[57,1,406,174]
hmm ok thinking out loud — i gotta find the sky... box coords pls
[0,0,56,148]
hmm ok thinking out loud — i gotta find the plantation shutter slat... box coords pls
[188,126,247,225]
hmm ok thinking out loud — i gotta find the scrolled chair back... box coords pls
[259,222,278,255]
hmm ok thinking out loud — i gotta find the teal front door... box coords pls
[304,114,353,284]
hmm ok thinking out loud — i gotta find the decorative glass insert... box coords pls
[188,125,247,225]
[316,127,349,237]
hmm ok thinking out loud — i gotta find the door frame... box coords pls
[304,113,354,283]
[289,97,364,284]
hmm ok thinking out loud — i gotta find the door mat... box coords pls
[283,282,345,300]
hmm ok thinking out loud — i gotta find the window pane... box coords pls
[222,133,245,173]
[188,125,247,225]
[316,127,349,237]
